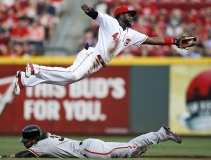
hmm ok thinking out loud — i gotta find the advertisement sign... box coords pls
[0,65,129,135]
[169,65,211,135]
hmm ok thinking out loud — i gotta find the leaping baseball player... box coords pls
[0,124,182,158]
[14,4,197,95]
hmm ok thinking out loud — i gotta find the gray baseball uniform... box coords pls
[27,127,169,158]
[19,11,147,87]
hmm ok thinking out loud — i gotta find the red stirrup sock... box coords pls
[18,74,24,89]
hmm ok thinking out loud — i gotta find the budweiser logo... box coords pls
[0,76,16,115]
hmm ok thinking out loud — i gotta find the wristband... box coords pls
[85,8,98,19]
[164,38,175,45]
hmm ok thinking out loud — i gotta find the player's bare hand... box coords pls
[81,4,91,13]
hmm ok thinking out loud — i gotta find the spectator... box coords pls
[10,18,29,45]
[25,0,38,23]
[204,16,211,31]
[0,10,3,22]
[93,0,110,15]
[136,0,158,22]
[148,45,167,57]
[184,9,201,27]
[156,13,167,30]
[0,0,15,9]
[37,0,56,16]
[184,43,205,58]
[192,22,209,43]
[28,19,45,52]
[165,8,184,37]
[0,22,6,34]
[1,9,18,30]
[0,22,10,45]
[0,44,22,58]
[21,42,30,55]
[150,24,165,37]
[14,0,29,19]
[37,10,54,39]
[118,46,134,58]
[108,0,122,17]
[51,0,64,17]
[139,45,150,57]
[135,16,152,35]
[78,28,96,52]
[0,44,7,55]
[167,47,182,57]
[0,0,65,57]
[169,45,189,57]
[84,19,99,39]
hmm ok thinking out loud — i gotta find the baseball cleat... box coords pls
[163,125,182,144]
[14,71,21,95]
[25,63,34,78]
[131,146,147,158]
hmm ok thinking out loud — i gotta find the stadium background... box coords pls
[0,0,210,159]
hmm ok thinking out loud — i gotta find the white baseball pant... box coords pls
[21,48,104,87]
[79,126,168,158]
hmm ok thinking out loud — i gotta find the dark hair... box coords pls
[35,131,48,142]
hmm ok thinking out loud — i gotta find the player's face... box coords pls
[23,139,36,149]
[123,12,133,27]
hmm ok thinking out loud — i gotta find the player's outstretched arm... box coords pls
[0,151,37,158]
[142,37,167,45]
[0,154,15,158]
[142,36,197,49]
[0,154,10,158]
[81,4,98,19]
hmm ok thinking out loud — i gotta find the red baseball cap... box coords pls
[114,6,137,17]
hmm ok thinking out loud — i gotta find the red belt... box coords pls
[97,55,106,67]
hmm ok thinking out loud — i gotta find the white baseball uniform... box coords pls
[27,127,169,158]
[20,11,148,87]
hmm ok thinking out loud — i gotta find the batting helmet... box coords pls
[20,125,42,143]
[114,6,137,17]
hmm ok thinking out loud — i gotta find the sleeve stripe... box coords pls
[84,145,137,155]
[138,35,148,46]
[28,149,40,157]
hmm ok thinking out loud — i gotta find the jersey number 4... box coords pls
[112,32,119,40]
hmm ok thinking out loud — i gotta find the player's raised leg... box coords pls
[24,49,102,84]
[128,125,182,148]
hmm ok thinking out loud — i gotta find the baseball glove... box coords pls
[0,155,9,158]
[174,36,197,49]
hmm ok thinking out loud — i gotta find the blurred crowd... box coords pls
[1,0,210,58]
[0,0,64,57]
[78,0,211,58]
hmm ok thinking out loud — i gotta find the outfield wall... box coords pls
[0,57,210,136]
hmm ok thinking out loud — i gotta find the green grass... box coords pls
[0,136,211,159]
